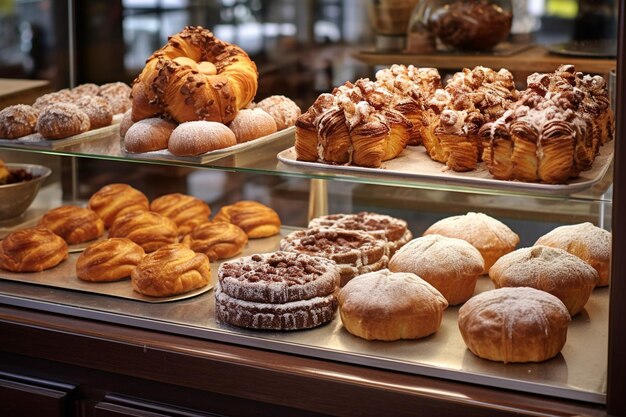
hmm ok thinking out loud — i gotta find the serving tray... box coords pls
[277,140,614,195]
[121,126,295,164]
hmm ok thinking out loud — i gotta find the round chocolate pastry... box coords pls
[280,227,388,286]
[215,251,340,330]
[308,212,412,256]
[0,104,39,139]
[458,287,571,363]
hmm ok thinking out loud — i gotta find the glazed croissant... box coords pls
[38,206,104,244]
[150,193,211,236]
[109,211,179,252]
[181,221,248,261]
[0,228,68,272]
[76,238,145,282]
[131,26,258,124]
[213,200,281,238]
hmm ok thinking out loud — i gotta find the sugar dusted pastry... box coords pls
[213,200,281,238]
[87,183,149,228]
[458,287,570,363]
[389,235,484,305]
[181,222,248,261]
[132,243,211,297]
[338,269,448,341]
[0,104,39,139]
[36,103,90,139]
[124,117,177,153]
[255,95,301,131]
[76,238,145,282]
[150,193,211,235]
[227,108,277,143]
[109,210,179,253]
[490,245,598,316]
[535,222,611,287]
[0,227,68,272]
[423,212,519,272]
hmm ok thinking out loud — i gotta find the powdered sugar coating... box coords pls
[124,117,176,152]
[168,120,236,156]
[218,251,339,304]
[255,95,301,131]
[227,108,277,143]
[74,95,113,129]
[458,287,570,363]
[535,222,611,263]
[98,82,132,114]
[215,283,338,330]
[0,104,39,138]
[36,103,90,139]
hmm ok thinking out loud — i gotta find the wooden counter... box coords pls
[0,78,51,108]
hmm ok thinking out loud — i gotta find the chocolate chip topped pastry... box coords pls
[37,205,105,244]
[132,243,211,297]
[215,251,340,330]
[87,183,150,228]
[181,221,248,261]
[150,193,211,236]
[76,237,145,282]
[213,200,280,238]
[308,212,412,257]
[280,227,388,286]
[109,210,178,253]
[0,227,68,272]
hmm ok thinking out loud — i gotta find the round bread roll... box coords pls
[0,104,39,139]
[535,222,611,287]
[423,212,519,272]
[213,200,281,238]
[228,108,277,143]
[0,227,68,272]
[87,183,150,228]
[37,205,105,244]
[109,210,179,253]
[119,109,133,138]
[150,193,211,236]
[131,243,211,297]
[73,95,113,129]
[76,238,145,282]
[36,102,91,139]
[458,287,570,363]
[338,269,448,341]
[255,95,301,131]
[182,222,248,261]
[124,117,177,153]
[389,235,484,305]
[489,245,598,316]
[168,121,236,156]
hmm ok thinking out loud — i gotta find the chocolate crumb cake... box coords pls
[215,251,340,330]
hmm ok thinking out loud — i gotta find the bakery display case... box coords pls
[0,2,625,417]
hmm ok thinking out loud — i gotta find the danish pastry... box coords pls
[76,238,145,282]
[181,222,247,261]
[150,193,211,235]
[109,210,179,253]
[87,183,150,228]
[213,200,281,238]
[0,227,68,272]
[37,205,105,244]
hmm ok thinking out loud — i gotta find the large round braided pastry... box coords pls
[131,26,258,124]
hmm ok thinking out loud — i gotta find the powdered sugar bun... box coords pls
[36,103,90,139]
[255,95,301,130]
[389,234,484,305]
[535,222,611,287]
[168,121,236,156]
[73,95,113,129]
[124,117,177,153]
[458,287,570,363]
[338,269,448,341]
[228,108,277,143]
[119,109,133,138]
[423,212,519,272]
[98,82,132,114]
[489,245,598,316]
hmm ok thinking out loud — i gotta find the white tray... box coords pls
[277,140,614,195]
[0,113,123,150]
[122,126,295,164]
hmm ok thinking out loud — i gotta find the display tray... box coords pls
[277,141,614,195]
[0,226,608,404]
[121,126,295,164]
[366,42,533,57]
[0,113,123,150]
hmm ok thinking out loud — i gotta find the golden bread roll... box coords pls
[37,205,105,244]
[535,222,611,287]
[123,117,177,153]
[76,238,145,282]
[213,200,281,238]
[228,108,277,143]
[182,221,248,261]
[423,212,519,272]
[489,245,598,316]
[131,243,211,297]
[389,235,484,305]
[0,227,68,272]
[87,183,150,228]
[338,269,448,341]
[109,211,179,253]
[150,193,211,235]
[458,287,570,363]
[131,26,257,124]
[168,121,236,156]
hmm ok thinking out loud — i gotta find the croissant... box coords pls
[150,193,211,236]
[213,200,281,238]
[37,206,104,244]
[131,26,258,124]
[0,228,68,272]
[87,183,150,228]
[109,211,179,252]
[131,243,211,297]
[76,238,145,282]
[181,221,248,261]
